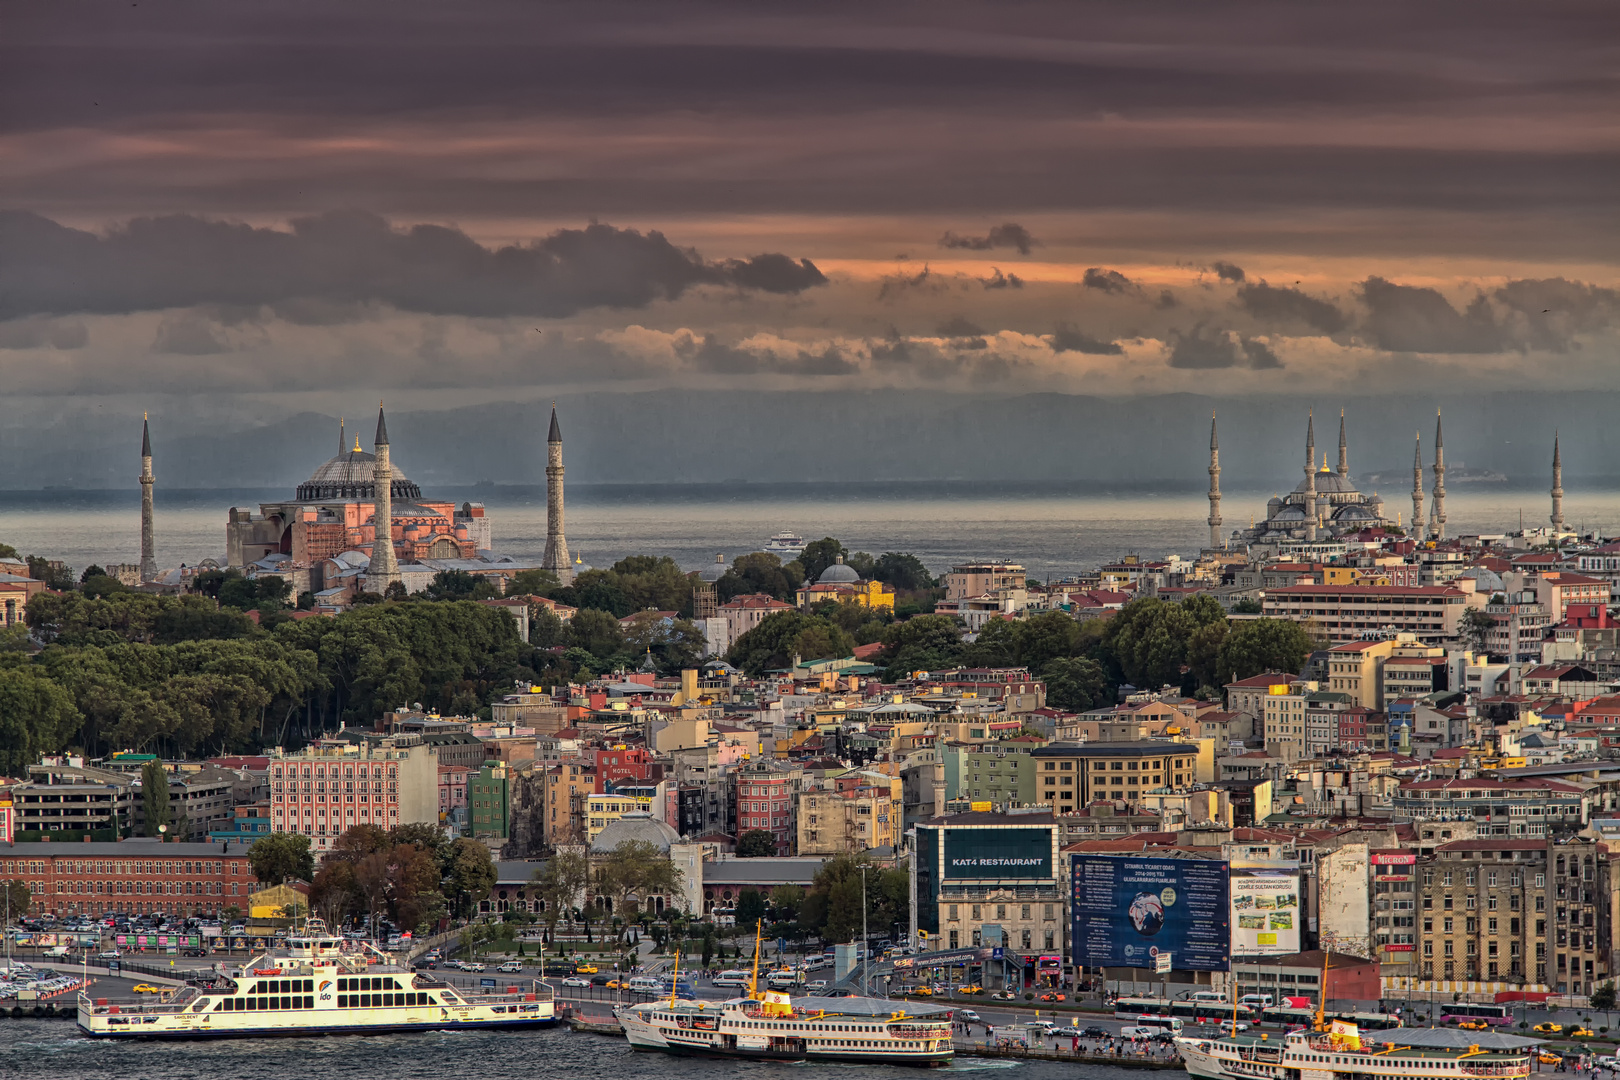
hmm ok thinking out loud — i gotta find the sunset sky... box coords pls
[4,1,1618,409]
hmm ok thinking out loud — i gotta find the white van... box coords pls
[713,969,752,988]
[1189,991,1226,1004]
[766,969,803,989]
[1119,1026,1160,1040]
[628,976,661,992]
[1240,993,1274,1008]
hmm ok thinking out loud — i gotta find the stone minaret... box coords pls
[338,416,345,457]
[139,414,156,583]
[542,403,571,579]
[1550,431,1565,533]
[1206,411,1222,549]
[1430,408,1447,541]
[1410,432,1425,537]
[370,404,400,587]
[1337,409,1349,477]
[1304,409,1317,542]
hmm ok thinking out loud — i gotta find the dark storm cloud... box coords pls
[877,265,940,301]
[1210,261,1246,283]
[1082,268,1136,295]
[0,210,827,320]
[980,268,1024,290]
[939,223,1037,256]
[1492,277,1620,351]
[1048,324,1124,355]
[937,316,986,339]
[1166,326,1281,369]
[1356,276,1506,354]
[1236,282,1350,334]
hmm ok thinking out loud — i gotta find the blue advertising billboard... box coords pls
[1070,855,1229,972]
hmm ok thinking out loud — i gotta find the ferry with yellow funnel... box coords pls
[77,921,555,1039]
[1176,963,1535,1080]
[620,925,954,1066]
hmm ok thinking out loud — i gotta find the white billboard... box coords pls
[1229,861,1301,956]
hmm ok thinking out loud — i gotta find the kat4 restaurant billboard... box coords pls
[943,828,1054,879]
[1070,856,1230,972]
[1229,861,1302,956]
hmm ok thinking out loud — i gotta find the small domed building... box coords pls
[794,554,896,611]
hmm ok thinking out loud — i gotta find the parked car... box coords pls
[131,984,164,994]
[807,980,828,993]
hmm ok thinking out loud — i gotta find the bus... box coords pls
[1131,1015,1185,1033]
[1116,997,1258,1023]
[1438,1003,1513,1026]
[1115,996,1171,1019]
[1258,1006,1401,1031]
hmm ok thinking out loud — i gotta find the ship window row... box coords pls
[338,976,403,992]
[217,995,313,1011]
[340,992,431,1008]
[254,979,314,994]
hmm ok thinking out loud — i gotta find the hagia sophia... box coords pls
[213,405,573,601]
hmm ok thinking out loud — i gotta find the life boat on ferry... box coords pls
[252,968,282,976]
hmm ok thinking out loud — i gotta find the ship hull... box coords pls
[627,1038,950,1067]
[77,1014,559,1040]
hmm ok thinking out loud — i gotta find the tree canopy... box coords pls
[727,610,854,675]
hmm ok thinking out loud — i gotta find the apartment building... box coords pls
[941,561,1026,601]
[267,734,440,854]
[1262,583,1478,644]
[797,786,898,855]
[1418,839,1546,985]
[543,761,596,846]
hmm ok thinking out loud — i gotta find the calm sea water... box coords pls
[0,1019,1107,1080]
[0,482,1611,578]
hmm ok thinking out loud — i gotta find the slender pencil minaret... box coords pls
[1207,411,1222,549]
[338,415,345,458]
[1410,432,1425,537]
[1304,409,1317,542]
[139,414,156,583]
[1337,409,1349,477]
[1430,408,1447,541]
[542,402,571,580]
[1550,431,1565,534]
[370,403,399,587]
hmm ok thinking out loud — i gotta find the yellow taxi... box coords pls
[959,985,983,995]
[131,984,164,994]
[908,986,932,997]
[1533,1023,1563,1035]
[1539,1054,1563,1065]
[605,979,624,989]
[1458,1021,1488,1031]
[1571,1028,1595,1038]
[576,964,598,974]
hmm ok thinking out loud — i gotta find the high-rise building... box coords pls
[267,734,439,853]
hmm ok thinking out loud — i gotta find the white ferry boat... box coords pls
[621,991,953,1067]
[1176,1025,1534,1080]
[77,927,555,1039]
[764,532,807,557]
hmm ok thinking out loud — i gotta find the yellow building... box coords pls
[585,792,653,844]
[796,786,899,855]
[1324,639,1396,709]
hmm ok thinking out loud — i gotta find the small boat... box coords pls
[764,532,807,557]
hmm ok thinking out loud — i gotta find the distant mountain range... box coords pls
[0,389,1602,491]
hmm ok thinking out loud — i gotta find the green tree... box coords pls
[2,879,30,917]
[506,569,561,597]
[141,759,172,837]
[1230,597,1263,615]
[1460,606,1494,655]
[877,613,965,680]
[442,836,497,917]
[533,849,590,938]
[423,569,499,602]
[1215,618,1314,686]
[1185,620,1230,691]
[248,832,317,885]
[27,557,76,590]
[797,538,847,582]
[770,884,805,922]
[1100,598,1197,689]
[0,666,80,777]
[735,888,769,928]
[1041,656,1111,712]
[570,608,626,658]
[727,610,853,675]
[872,552,934,592]
[528,604,567,649]
[716,552,801,603]
[736,829,777,857]
[598,838,684,917]
[1591,980,1617,1011]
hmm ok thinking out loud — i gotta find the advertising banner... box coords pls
[1070,856,1230,972]
[1230,861,1302,956]
[943,827,1053,879]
